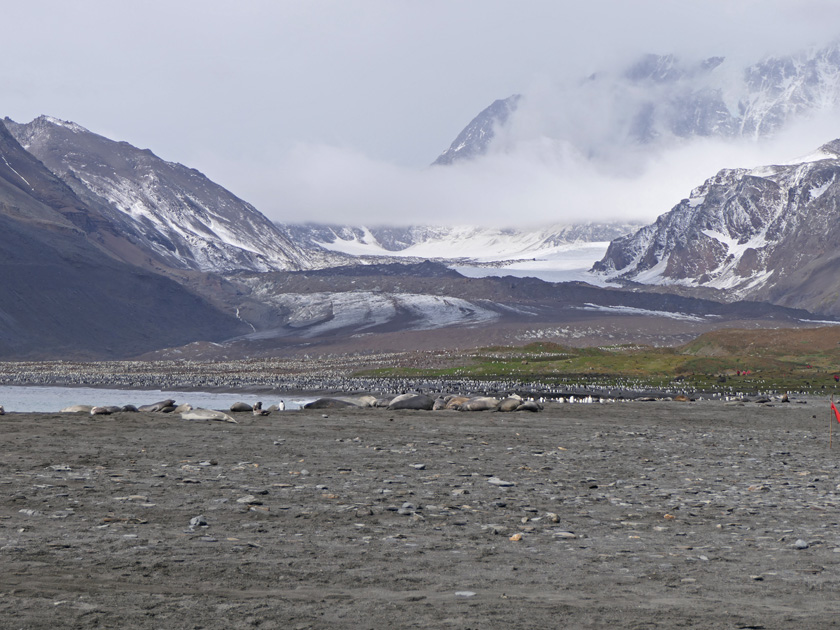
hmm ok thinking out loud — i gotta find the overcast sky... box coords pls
[3,1,840,226]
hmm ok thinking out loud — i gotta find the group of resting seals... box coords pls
[304,393,542,412]
[59,399,239,424]
[56,398,290,423]
[229,401,285,415]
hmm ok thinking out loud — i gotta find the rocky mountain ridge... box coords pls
[593,139,840,315]
[4,116,330,274]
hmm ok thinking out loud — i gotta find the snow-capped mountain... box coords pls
[435,44,840,164]
[433,96,520,166]
[4,116,325,274]
[276,221,643,284]
[593,139,840,315]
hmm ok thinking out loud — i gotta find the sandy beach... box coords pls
[2,399,840,628]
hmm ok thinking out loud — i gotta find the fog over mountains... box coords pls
[435,43,840,168]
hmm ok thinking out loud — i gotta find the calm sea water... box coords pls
[0,385,314,413]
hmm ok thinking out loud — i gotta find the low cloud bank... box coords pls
[211,111,838,229]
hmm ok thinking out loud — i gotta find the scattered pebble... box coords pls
[487,477,515,487]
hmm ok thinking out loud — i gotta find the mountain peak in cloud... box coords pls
[436,43,840,168]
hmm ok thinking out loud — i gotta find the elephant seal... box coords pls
[253,402,270,416]
[181,408,238,423]
[515,400,542,412]
[91,405,122,415]
[121,405,139,412]
[385,393,415,407]
[138,399,176,412]
[373,397,393,408]
[304,398,357,410]
[328,395,376,408]
[349,395,377,408]
[432,396,450,411]
[496,397,522,412]
[444,396,471,410]
[387,394,435,411]
[230,402,253,412]
[61,405,94,413]
[173,403,193,413]
[459,397,499,411]
[267,401,286,412]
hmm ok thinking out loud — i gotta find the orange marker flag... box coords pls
[832,401,840,424]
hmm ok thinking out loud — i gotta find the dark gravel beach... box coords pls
[2,400,840,629]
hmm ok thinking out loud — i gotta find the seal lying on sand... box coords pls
[496,396,523,412]
[304,398,358,410]
[180,408,238,423]
[305,396,376,409]
[230,402,253,412]
[138,399,176,412]
[61,404,94,413]
[387,394,435,411]
[91,406,122,415]
[253,402,270,416]
[444,396,471,410]
[458,397,499,412]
